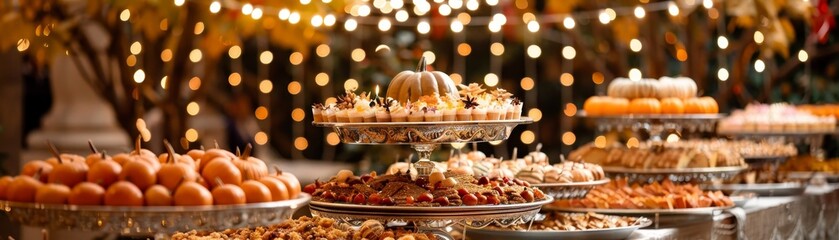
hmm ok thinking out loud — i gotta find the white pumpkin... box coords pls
[657,77,697,99]
[385,56,459,103]
[607,78,659,99]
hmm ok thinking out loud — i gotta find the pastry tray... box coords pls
[463,217,652,240]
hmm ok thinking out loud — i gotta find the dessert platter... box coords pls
[570,141,746,183]
[464,212,652,240]
[0,140,308,235]
[173,216,441,240]
[581,77,725,135]
[309,57,567,239]
[779,155,839,183]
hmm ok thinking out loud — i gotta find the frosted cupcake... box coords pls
[324,105,337,122]
[336,108,350,122]
[472,106,488,121]
[390,105,408,122]
[312,103,324,123]
[440,97,458,121]
[456,104,472,121]
[424,107,442,122]
[487,102,503,120]
[375,98,395,122]
[459,96,479,121]
[511,98,523,119]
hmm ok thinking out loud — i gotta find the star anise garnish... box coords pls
[511,97,521,106]
[491,88,514,101]
[462,95,479,109]
[458,83,486,97]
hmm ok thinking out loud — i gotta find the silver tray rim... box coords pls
[309,196,552,213]
[602,166,747,174]
[531,179,611,188]
[703,182,807,191]
[577,112,727,120]
[313,118,533,127]
[468,217,652,235]
[0,193,311,213]
[543,205,733,215]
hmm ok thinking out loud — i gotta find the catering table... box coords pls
[629,184,839,240]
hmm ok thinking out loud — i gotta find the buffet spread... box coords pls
[3,57,839,240]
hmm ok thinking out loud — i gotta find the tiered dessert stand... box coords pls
[0,195,311,238]
[579,112,726,141]
[315,118,653,239]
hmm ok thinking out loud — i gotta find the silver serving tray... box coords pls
[0,194,311,234]
[729,192,757,207]
[544,205,733,215]
[703,183,807,196]
[578,112,727,120]
[785,171,839,183]
[309,196,552,214]
[312,118,532,144]
[531,179,611,199]
[602,166,746,183]
[464,217,652,240]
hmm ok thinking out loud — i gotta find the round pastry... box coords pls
[359,220,385,239]
[447,158,473,169]
[472,162,492,177]
[499,159,525,174]
[515,166,544,184]
[467,151,486,161]
[570,168,594,182]
[488,168,514,180]
[450,166,474,176]
[544,169,573,183]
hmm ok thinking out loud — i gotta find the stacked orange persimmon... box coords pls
[584,77,719,116]
[0,139,301,207]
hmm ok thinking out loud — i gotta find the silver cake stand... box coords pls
[578,112,726,138]
[601,166,747,183]
[0,194,310,237]
[315,118,544,239]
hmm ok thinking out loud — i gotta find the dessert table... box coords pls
[629,184,839,239]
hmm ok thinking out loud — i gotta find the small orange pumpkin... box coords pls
[628,98,662,114]
[660,98,686,114]
[233,144,269,181]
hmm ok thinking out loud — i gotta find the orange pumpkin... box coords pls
[6,175,43,202]
[157,142,198,191]
[112,137,160,171]
[68,182,105,205]
[198,149,236,173]
[602,97,629,115]
[268,166,302,199]
[660,98,686,114]
[119,161,157,191]
[234,144,269,181]
[173,182,213,206]
[87,156,122,188]
[48,158,88,188]
[583,96,607,116]
[202,159,243,188]
[684,97,719,114]
[628,98,662,114]
[21,160,52,182]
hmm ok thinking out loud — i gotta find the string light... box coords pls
[378,18,392,31]
[526,45,541,58]
[189,49,202,62]
[187,101,200,116]
[279,8,290,20]
[717,36,729,49]
[289,12,301,24]
[528,108,543,122]
[291,108,305,122]
[718,68,729,81]
[564,103,577,116]
[594,136,607,148]
[798,50,809,62]
[324,14,336,26]
[255,132,269,145]
[316,44,330,57]
[390,0,404,9]
[605,8,617,20]
[126,55,137,67]
[294,137,308,150]
[484,73,499,87]
[345,18,358,31]
[316,72,330,86]
[417,20,430,34]
[634,6,646,19]
[592,72,605,84]
[666,133,680,143]
[194,22,205,35]
[630,39,642,52]
[241,3,253,15]
[255,106,269,120]
[326,132,340,146]
[174,0,185,7]
[395,10,409,22]
[209,1,221,13]
[754,31,764,44]
[628,68,642,81]
[228,73,242,86]
[488,21,501,32]
[160,76,168,89]
[520,77,534,90]
[439,4,452,16]
[598,11,611,24]
[563,17,575,29]
[17,39,29,52]
[457,43,472,56]
[562,46,576,59]
[466,0,479,10]
[228,45,242,59]
[260,80,274,93]
[289,52,304,65]
[300,0,311,5]
[133,70,145,83]
[486,0,499,6]
[491,42,504,56]
[185,128,198,142]
[702,0,713,9]
[560,73,574,86]
[626,137,640,148]
[561,132,576,145]
[311,15,323,27]
[492,13,507,25]
[521,130,535,144]
[358,5,371,16]
[351,48,366,62]
[450,0,464,9]
[119,9,130,21]
[754,59,766,72]
[422,51,436,64]
[260,51,273,64]
[130,42,142,55]
[344,78,359,91]
[288,81,302,94]
[251,7,263,20]
[188,77,201,90]
[451,20,464,33]
[527,20,539,32]
[668,2,680,16]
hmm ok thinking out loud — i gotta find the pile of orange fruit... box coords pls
[0,139,300,207]
[583,96,718,116]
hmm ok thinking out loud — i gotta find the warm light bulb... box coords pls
[754,31,764,44]
[311,15,323,27]
[279,8,290,20]
[241,3,253,15]
[717,36,729,49]
[629,39,642,52]
[422,51,436,64]
[563,17,575,29]
[251,8,263,19]
[703,0,713,9]
[484,73,499,87]
[629,68,642,81]
[358,5,371,16]
[598,11,611,24]
[449,0,463,9]
[209,1,221,13]
[526,45,541,58]
[260,51,273,64]
[634,6,646,19]
[395,10,409,22]
[668,2,680,16]
[378,18,392,31]
[439,4,452,16]
[450,20,464,33]
[120,9,131,21]
[527,20,539,32]
[133,70,145,83]
[562,46,576,59]
[754,59,765,72]
[174,0,185,7]
[324,14,336,26]
[289,12,301,24]
[718,68,729,81]
[798,50,809,62]
[130,41,142,55]
[345,18,358,31]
